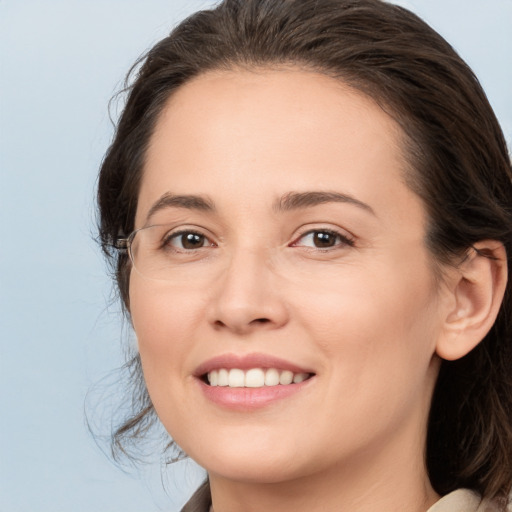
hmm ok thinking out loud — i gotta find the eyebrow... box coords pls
[273,191,376,215]
[145,192,215,223]
[145,189,375,223]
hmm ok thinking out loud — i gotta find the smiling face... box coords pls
[129,68,446,493]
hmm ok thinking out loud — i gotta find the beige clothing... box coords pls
[427,489,510,512]
[182,482,511,511]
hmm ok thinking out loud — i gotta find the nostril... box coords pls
[212,317,271,332]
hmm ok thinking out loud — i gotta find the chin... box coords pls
[176,428,311,484]
[204,454,308,484]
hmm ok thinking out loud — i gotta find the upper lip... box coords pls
[194,353,314,377]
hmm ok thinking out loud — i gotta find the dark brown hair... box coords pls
[97,0,512,502]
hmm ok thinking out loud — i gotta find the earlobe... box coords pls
[436,240,508,361]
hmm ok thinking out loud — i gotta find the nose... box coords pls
[207,248,289,335]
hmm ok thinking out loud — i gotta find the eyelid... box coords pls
[159,223,215,237]
[290,226,356,249]
[161,225,217,249]
[166,227,211,238]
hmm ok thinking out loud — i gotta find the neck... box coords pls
[208,413,439,512]
[211,460,438,512]
[210,468,438,512]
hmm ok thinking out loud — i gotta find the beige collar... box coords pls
[426,489,509,512]
[427,489,482,512]
[207,488,510,512]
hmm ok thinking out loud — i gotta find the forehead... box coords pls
[138,67,419,228]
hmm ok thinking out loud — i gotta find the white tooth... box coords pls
[264,368,280,386]
[228,369,245,387]
[218,368,229,387]
[293,372,308,384]
[245,368,265,388]
[279,370,293,385]
[208,370,218,386]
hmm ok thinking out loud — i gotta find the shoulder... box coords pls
[428,489,511,512]
[180,480,211,512]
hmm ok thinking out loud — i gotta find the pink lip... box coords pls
[198,379,313,410]
[194,353,315,411]
[194,353,313,376]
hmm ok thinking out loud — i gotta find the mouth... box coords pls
[201,368,314,388]
[195,353,316,402]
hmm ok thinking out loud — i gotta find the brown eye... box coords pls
[182,233,206,249]
[313,231,337,248]
[167,231,209,250]
[293,229,354,249]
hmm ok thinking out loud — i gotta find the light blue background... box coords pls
[1,1,510,511]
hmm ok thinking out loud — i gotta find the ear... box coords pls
[436,240,508,361]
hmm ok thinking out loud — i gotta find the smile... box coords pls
[207,368,311,388]
[195,353,316,408]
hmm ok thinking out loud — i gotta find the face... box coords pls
[130,68,445,486]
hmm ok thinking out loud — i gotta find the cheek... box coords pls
[292,256,440,382]
[128,275,214,440]
[128,276,203,392]
[286,262,441,454]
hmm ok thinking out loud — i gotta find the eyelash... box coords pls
[290,228,355,250]
[162,229,215,251]
[162,227,355,252]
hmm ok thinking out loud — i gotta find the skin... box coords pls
[129,68,457,512]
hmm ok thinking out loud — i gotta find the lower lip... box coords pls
[198,378,313,410]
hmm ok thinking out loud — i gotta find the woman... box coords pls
[97,0,512,510]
